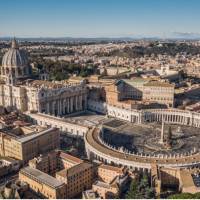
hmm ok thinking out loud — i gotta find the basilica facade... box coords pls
[0,39,87,115]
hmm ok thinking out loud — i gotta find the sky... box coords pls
[0,0,200,38]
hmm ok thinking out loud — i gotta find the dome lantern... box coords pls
[11,38,18,49]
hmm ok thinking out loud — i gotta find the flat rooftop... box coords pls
[20,166,64,189]
[0,125,46,136]
[0,125,57,144]
[93,180,111,189]
[17,127,57,143]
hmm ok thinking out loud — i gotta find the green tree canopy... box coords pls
[126,174,155,199]
[168,192,200,199]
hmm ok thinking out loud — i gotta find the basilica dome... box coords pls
[1,39,32,84]
[2,39,28,68]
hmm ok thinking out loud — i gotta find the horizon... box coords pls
[1,0,200,38]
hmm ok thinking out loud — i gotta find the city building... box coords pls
[92,180,119,199]
[28,150,58,175]
[103,78,174,108]
[97,164,125,184]
[82,189,100,199]
[0,181,35,199]
[0,157,20,177]
[19,166,66,199]
[56,162,94,198]
[23,150,94,198]
[179,169,200,194]
[90,164,128,199]
[58,150,83,169]
[143,81,174,107]
[28,149,83,174]
[0,124,60,163]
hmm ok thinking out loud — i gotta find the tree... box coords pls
[139,174,155,199]
[168,193,195,199]
[125,179,140,199]
[194,192,200,198]
[125,174,155,199]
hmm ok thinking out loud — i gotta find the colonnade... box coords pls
[144,109,200,128]
[107,105,200,127]
[39,94,87,116]
[107,105,142,123]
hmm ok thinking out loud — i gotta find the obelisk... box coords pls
[160,119,165,144]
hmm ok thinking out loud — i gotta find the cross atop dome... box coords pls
[11,38,18,49]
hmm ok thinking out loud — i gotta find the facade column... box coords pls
[77,96,80,111]
[70,97,73,113]
[57,100,60,116]
[58,100,62,116]
[67,98,70,113]
[63,99,66,114]
[48,101,51,114]
[46,102,49,114]
[75,96,78,111]
[79,95,83,111]
[52,101,55,116]
[60,99,63,115]
[38,103,42,113]
[84,94,87,110]
[55,100,58,116]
